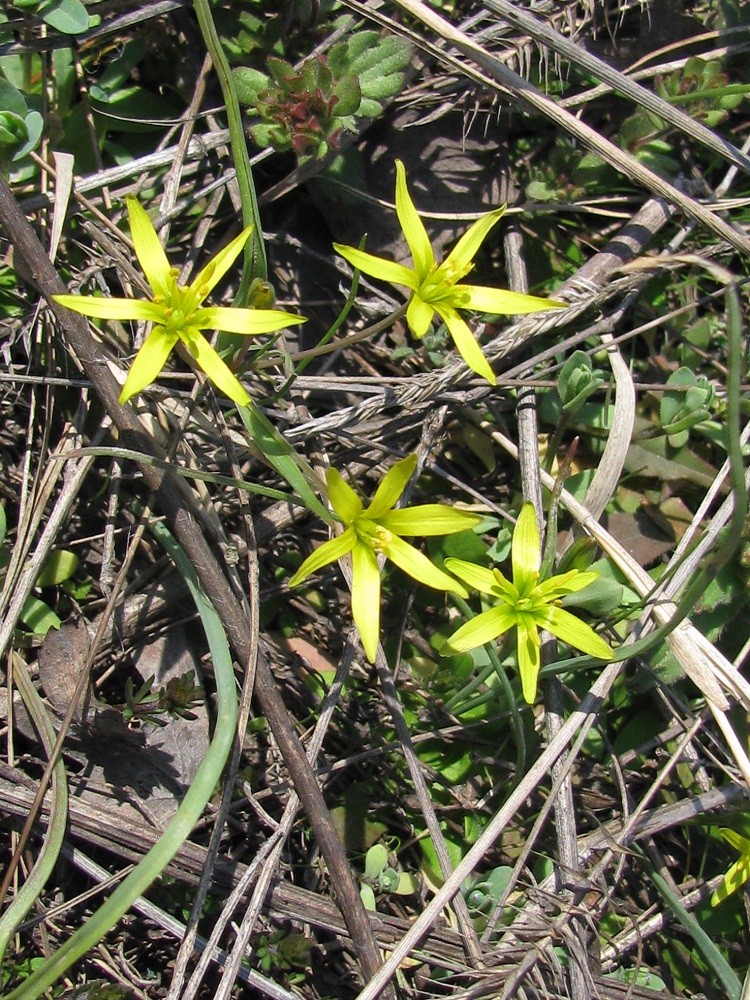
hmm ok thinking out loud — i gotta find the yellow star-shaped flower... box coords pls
[442,503,613,703]
[289,454,481,661]
[54,197,305,405]
[334,160,564,384]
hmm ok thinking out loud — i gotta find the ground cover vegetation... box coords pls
[1,0,750,997]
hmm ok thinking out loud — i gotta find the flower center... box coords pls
[355,518,393,552]
[161,275,202,332]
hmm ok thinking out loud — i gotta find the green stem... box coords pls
[446,595,526,779]
[6,522,238,999]
[0,654,68,966]
[193,0,267,294]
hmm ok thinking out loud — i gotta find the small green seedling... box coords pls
[359,843,418,911]
[660,367,715,448]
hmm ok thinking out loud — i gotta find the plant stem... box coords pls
[193,0,267,294]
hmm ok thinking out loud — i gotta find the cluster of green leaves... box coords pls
[122,670,204,726]
[0,25,183,180]
[620,57,749,176]
[254,928,311,984]
[234,30,412,159]
[0,78,42,169]
[525,54,749,206]
[359,842,418,910]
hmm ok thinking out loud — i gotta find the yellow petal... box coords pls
[542,606,614,661]
[443,558,502,596]
[442,605,515,654]
[52,294,163,323]
[288,527,357,587]
[384,535,469,596]
[180,327,250,405]
[512,503,541,591]
[435,306,496,384]
[711,854,750,906]
[119,326,178,403]
[126,197,172,297]
[197,306,306,335]
[327,468,362,524]
[366,454,416,519]
[440,206,505,276]
[406,295,435,339]
[334,243,419,291]
[394,160,435,280]
[460,284,565,316]
[516,613,541,704]
[351,542,381,661]
[381,505,481,536]
[190,224,254,301]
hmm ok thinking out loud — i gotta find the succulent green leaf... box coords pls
[21,595,61,636]
[360,883,377,911]
[36,549,78,587]
[395,872,419,895]
[364,844,388,880]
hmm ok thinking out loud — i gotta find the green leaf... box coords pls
[349,35,411,79]
[419,827,465,889]
[340,30,379,63]
[14,110,42,160]
[560,562,623,615]
[89,37,147,98]
[266,56,295,88]
[0,79,27,118]
[35,549,78,587]
[37,0,95,34]
[363,844,388,880]
[332,74,361,116]
[21,595,61,636]
[359,883,376,911]
[358,97,385,118]
[238,401,331,523]
[248,122,275,149]
[234,67,271,106]
[525,179,559,202]
[558,350,604,411]
[395,872,419,895]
